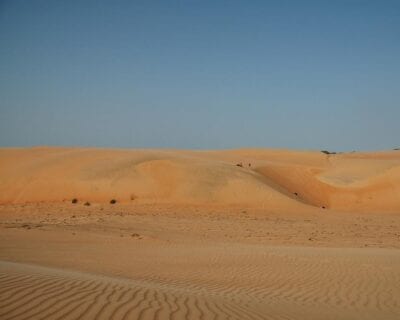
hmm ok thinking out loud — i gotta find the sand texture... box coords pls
[1,147,400,212]
[1,147,400,319]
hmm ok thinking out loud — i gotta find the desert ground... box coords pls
[0,147,400,319]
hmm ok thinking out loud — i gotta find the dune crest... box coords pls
[0,147,399,212]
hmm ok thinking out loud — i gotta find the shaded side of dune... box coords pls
[0,147,399,212]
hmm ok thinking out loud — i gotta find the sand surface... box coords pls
[1,147,400,319]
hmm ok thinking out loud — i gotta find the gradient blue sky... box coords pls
[1,0,399,151]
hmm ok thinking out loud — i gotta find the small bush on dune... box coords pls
[72,198,78,204]
[110,199,117,204]
[84,202,90,206]
[321,150,336,155]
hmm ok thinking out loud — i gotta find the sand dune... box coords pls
[1,147,400,212]
[1,147,400,319]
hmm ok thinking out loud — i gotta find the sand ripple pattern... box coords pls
[1,246,400,320]
[0,261,266,320]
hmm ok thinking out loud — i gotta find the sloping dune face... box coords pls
[0,147,399,212]
[252,151,400,212]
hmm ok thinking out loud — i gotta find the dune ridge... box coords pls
[1,147,400,212]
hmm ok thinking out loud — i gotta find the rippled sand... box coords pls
[1,147,400,319]
[1,203,400,320]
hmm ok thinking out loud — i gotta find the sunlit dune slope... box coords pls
[0,147,399,212]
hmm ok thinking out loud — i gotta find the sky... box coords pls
[1,0,399,151]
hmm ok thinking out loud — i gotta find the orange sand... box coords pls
[1,147,400,319]
[1,147,399,212]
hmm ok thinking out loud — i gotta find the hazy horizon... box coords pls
[1,1,399,151]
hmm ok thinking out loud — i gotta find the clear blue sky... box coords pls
[1,0,399,151]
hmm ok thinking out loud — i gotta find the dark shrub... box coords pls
[321,150,336,155]
[84,202,90,206]
[236,162,243,167]
[72,198,78,204]
[110,199,117,204]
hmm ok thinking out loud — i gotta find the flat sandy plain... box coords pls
[0,147,400,319]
